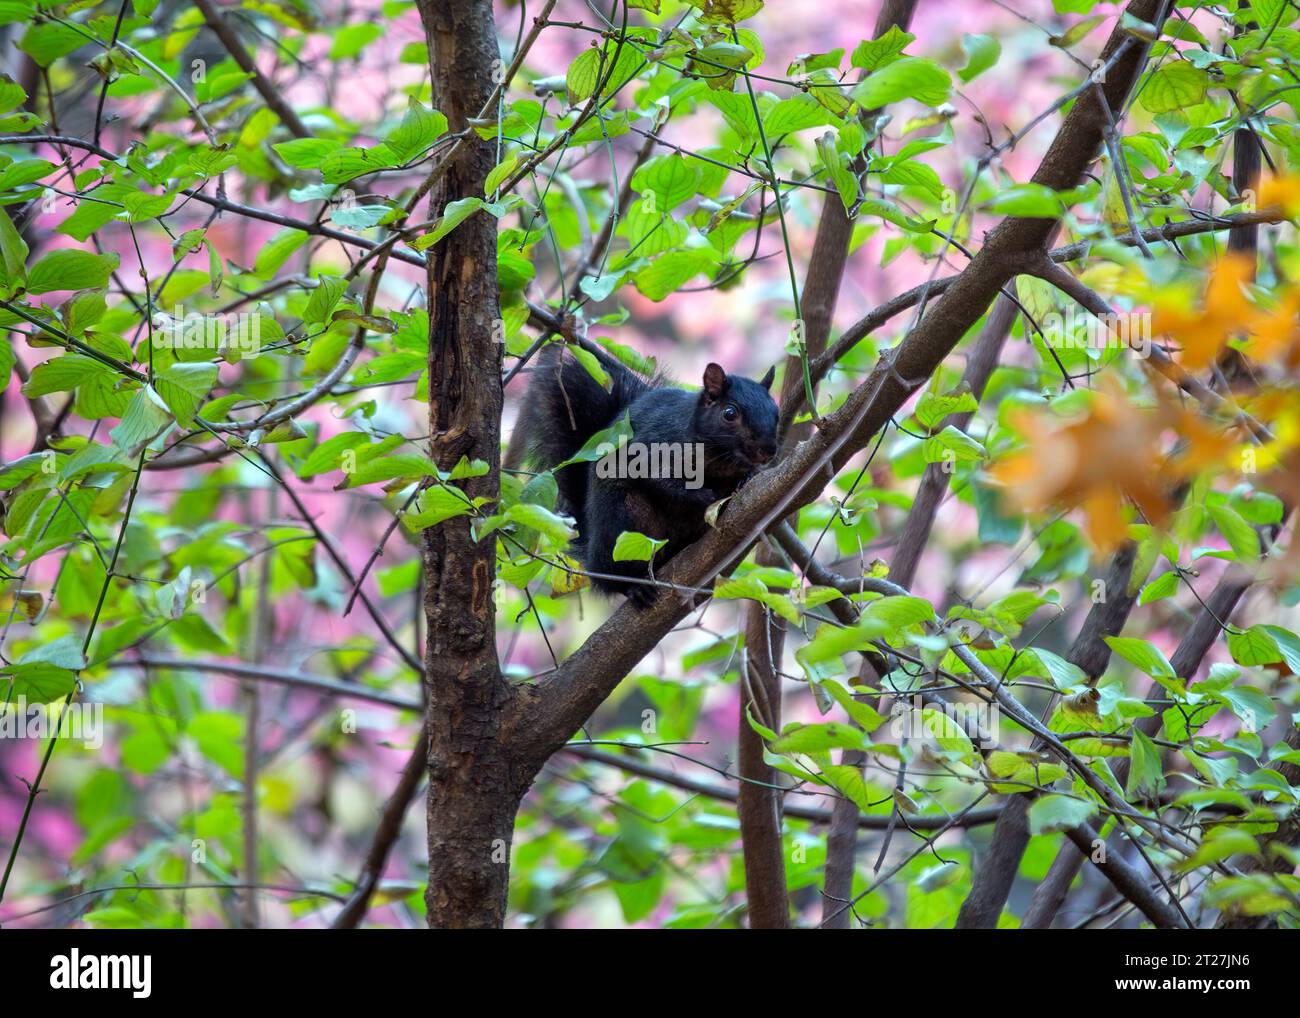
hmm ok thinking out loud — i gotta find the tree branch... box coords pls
[514,0,1169,789]
[191,0,312,140]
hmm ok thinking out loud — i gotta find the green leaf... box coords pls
[821,763,874,811]
[855,197,934,232]
[0,660,77,702]
[27,250,119,294]
[155,362,218,428]
[330,204,390,231]
[1126,729,1165,800]
[484,155,519,197]
[1012,648,1086,691]
[110,385,173,452]
[330,22,383,61]
[121,191,176,223]
[295,431,371,478]
[1137,570,1179,606]
[853,58,951,108]
[1176,827,1261,874]
[385,99,448,163]
[986,750,1067,794]
[1230,490,1283,526]
[612,530,666,563]
[22,354,110,397]
[921,425,985,464]
[818,679,887,732]
[796,615,891,676]
[1218,684,1276,735]
[412,197,488,250]
[566,48,602,104]
[770,721,867,754]
[0,74,28,116]
[403,486,476,532]
[958,34,1000,83]
[634,249,717,300]
[253,229,309,278]
[320,145,398,184]
[705,91,759,139]
[974,480,1022,544]
[343,452,438,488]
[1050,14,1106,49]
[860,594,935,629]
[984,182,1070,218]
[13,632,87,670]
[447,457,488,481]
[914,386,978,431]
[273,138,341,169]
[635,154,702,212]
[804,68,854,116]
[691,41,752,89]
[1208,503,1260,563]
[0,335,13,393]
[1227,625,1282,668]
[1104,636,1175,678]
[921,708,976,762]
[1262,625,1300,673]
[816,133,858,215]
[554,412,634,469]
[505,502,576,545]
[19,21,84,67]
[0,157,53,194]
[569,346,610,389]
[1027,793,1097,835]
[304,275,347,325]
[849,25,914,71]
[1140,63,1209,114]
[0,205,29,290]
[786,49,844,76]
[690,0,764,25]
[189,711,245,778]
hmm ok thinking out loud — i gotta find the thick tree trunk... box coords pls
[416,0,520,929]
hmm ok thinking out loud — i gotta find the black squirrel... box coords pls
[520,344,779,607]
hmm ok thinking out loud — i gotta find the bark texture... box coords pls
[417,0,521,929]
[738,592,790,927]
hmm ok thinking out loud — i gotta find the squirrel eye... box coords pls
[722,404,738,421]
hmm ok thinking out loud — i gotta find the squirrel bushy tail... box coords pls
[518,344,651,518]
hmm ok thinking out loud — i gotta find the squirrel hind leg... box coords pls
[580,482,659,598]
[624,582,658,609]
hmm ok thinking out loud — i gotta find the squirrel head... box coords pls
[694,362,779,476]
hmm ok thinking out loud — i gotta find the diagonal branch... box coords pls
[515,0,1170,779]
[192,0,312,140]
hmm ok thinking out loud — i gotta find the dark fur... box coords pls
[519,345,778,607]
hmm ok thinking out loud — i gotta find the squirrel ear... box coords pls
[702,362,727,399]
[759,365,775,392]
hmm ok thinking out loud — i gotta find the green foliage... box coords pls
[0,0,1296,933]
